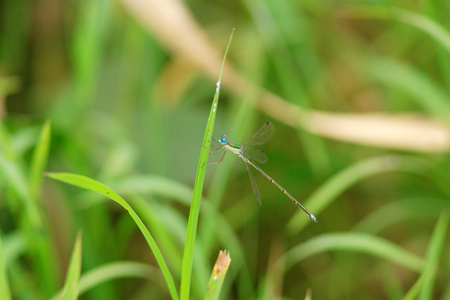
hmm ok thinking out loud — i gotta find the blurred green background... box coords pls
[0,0,449,299]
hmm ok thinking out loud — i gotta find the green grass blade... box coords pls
[51,261,155,300]
[29,120,51,196]
[366,57,450,121]
[402,265,436,300]
[0,125,15,160]
[287,155,420,234]
[2,233,26,264]
[180,28,234,300]
[347,6,450,54]
[391,8,450,54]
[128,194,184,275]
[0,236,12,300]
[0,156,42,228]
[354,197,448,233]
[114,175,193,205]
[77,261,155,297]
[419,212,449,300]
[204,250,231,300]
[61,231,83,300]
[46,172,179,300]
[76,175,193,210]
[285,232,425,273]
[76,173,242,296]
[0,147,57,295]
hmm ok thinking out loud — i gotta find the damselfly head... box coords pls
[219,134,227,144]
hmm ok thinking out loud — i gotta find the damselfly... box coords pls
[209,122,317,223]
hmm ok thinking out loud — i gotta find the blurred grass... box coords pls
[60,231,83,300]
[284,232,426,272]
[180,29,234,300]
[0,0,449,299]
[419,212,449,299]
[29,120,51,197]
[51,261,156,300]
[287,154,428,234]
[0,236,12,300]
[46,172,179,300]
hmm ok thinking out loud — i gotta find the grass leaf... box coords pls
[51,261,155,300]
[0,155,41,228]
[180,28,234,300]
[285,232,425,272]
[402,265,436,300]
[418,212,449,299]
[287,155,423,234]
[29,120,51,196]
[391,8,450,54]
[0,236,12,300]
[61,231,83,300]
[345,6,450,54]
[366,57,450,122]
[46,172,179,300]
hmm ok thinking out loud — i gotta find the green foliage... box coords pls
[61,231,83,300]
[180,29,234,300]
[0,0,449,299]
[0,237,12,300]
[46,172,179,300]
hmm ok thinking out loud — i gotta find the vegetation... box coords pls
[0,0,449,299]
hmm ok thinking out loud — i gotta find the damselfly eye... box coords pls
[219,134,227,144]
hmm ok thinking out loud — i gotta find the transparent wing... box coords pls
[243,122,274,148]
[244,160,261,206]
[245,149,268,164]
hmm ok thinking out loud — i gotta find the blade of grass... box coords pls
[77,261,155,297]
[114,175,193,205]
[366,57,450,122]
[284,232,425,273]
[61,231,83,300]
[0,236,12,300]
[72,173,246,299]
[402,265,436,300]
[419,212,449,300]
[419,1,450,92]
[345,6,450,54]
[75,175,193,210]
[0,124,15,159]
[45,172,179,300]
[51,261,156,300]
[180,28,234,300]
[354,197,448,233]
[128,194,183,275]
[204,250,231,300]
[287,155,427,234]
[0,151,58,295]
[0,155,41,228]
[29,120,51,197]
[391,7,450,54]
[199,37,266,298]
[2,232,26,264]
